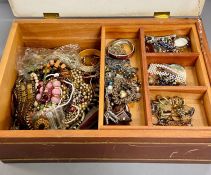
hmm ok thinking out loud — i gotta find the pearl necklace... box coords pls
[148,64,186,85]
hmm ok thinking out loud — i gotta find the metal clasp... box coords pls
[43,13,60,19]
[154,12,170,19]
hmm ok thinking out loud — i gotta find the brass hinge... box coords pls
[43,13,60,19]
[154,12,170,19]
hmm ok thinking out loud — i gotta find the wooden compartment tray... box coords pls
[0,18,211,163]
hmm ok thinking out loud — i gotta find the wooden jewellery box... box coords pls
[0,0,211,163]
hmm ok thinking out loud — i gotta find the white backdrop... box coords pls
[0,162,211,175]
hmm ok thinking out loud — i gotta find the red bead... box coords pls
[69,106,76,112]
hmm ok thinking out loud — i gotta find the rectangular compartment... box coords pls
[146,54,209,86]
[144,25,199,53]
[149,89,211,127]
[99,26,147,129]
[0,21,102,130]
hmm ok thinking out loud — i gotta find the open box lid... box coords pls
[8,0,205,17]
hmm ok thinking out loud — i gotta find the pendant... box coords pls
[116,110,132,124]
[174,37,189,49]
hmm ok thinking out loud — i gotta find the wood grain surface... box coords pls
[0,18,211,163]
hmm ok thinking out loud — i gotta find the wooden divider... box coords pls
[98,25,211,129]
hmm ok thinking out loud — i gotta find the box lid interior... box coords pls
[8,0,205,17]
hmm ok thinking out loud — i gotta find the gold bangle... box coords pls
[79,49,100,73]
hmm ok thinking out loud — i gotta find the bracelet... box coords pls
[79,49,100,73]
[107,39,135,60]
